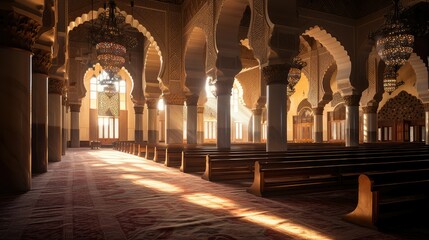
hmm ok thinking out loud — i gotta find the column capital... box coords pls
[343,95,361,107]
[146,99,158,109]
[134,105,144,114]
[215,79,234,96]
[69,104,81,113]
[186,95,199,106]
[362,105,378,114]
[0,10,40,51]
[252,108,263,115]
[163,94,185,106]
[312,107,324,115]
[48,77,64,95]
[32,48,52,75]
[262,64,290,85]
[197,106,204,113]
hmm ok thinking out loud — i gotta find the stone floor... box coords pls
[0,148,427,240]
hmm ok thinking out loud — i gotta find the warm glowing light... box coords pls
[183,193,331,240]
[121,174,141,180]
[134,179,184,193]
[132,164,173,173]
[157,98,165,111]
[183,193,238,209]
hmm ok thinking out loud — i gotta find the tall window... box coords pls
[232,88,239,113]
[90,71,126,110]
[204,120,217,140]
[262,121,267,141]
[235,121,243,140]
[328,104,346,142]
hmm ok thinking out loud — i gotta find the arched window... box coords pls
[328,104,346,142]
[89,70,127,142]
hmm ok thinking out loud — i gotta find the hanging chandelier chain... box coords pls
[88,0,138,79]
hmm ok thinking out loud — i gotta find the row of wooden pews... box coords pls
[114,141,429,229]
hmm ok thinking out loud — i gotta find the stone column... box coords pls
[164,95,184,144]
[31,48,51,173]
[197,106,204,144]
[186,95,199,144]
[48,77,63,162]
[313,107,324,143]
[216,80,234,149]
[69,103,81,148]
[343,95,361,147]
[262,64,289,152]
[363,105,378,143]
[0,11,39,192]
[134,105,144,142]
[252,108,263,143]
[146,99,159,144]
[425,104,429,145]
[62,97,67,155]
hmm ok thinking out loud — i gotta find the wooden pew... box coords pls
[181,146,367,173]
[145,144,156,160]
[246,157,429,197]
[343,169,429,229]
[90,140,101,149]
[201,148,429,181]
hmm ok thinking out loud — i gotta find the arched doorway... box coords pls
[293,99,314,142]
[378,91,425,142]
[328,104,346,142]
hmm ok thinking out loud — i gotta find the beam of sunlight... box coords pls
[121,174,142,180]
[183,193,331,240]
[133,163,173,174]
[118,166,141,172]
[184,193,237,209]
[91,163,108,167]
[133,179,184,193]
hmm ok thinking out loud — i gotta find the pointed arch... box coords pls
[144,42,163,99]
[409,53,429,102]
[303,26,352,96]
[184,27,207,94]
[215,0,250,76]
[68,8,164,84]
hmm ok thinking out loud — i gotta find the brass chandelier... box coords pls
[374,0,414,94]
[89,0,137,78]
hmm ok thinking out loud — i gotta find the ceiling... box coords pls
[298,0,392,19]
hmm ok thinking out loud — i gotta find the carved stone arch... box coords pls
[144,42,163,99]
[184,27,207,95]
[333,103,346,121]
[320,63,336,107]
[297,99,312,114]
[356,39,376,93]
[68,8,165,85]
[408,53,429,102]
[361,48,385,107]
[303,26,353,96]
[215,0,250,78]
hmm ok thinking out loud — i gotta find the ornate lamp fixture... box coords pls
[383,66,398,94]
[287,56,307,93]
[89,0,137,78]
[383,66,406,94]
[375,0,414,73]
